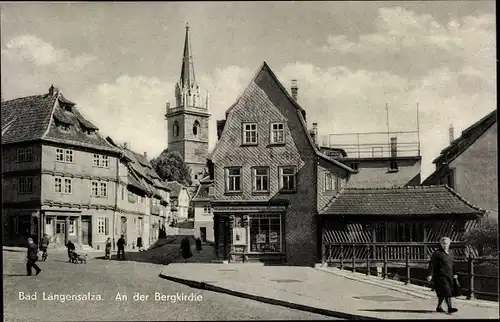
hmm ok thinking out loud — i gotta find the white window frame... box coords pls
[242,123,258,145]
[64,178,72,194]
[252,167,270,193]
[249,214,282,254]
[97,217,106,234]
[54,177,62,193]
[56,148,74,163]
[279,166,296,192]
[225,167,242,192]
[100,182,108,197]
[16,147,33,162]
[56,148,64,162]
[93,154,100,167]
[93,154,110,168]
[325,172,341,191]
[64,150,73,163]
[203,205,211,214]
[18,176,33,193]
[270,122,285,144]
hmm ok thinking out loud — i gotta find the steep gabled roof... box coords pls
[1,88,118,153]
[192,178,213,201]
[210,61,355,173]
[166,181,185,198]
[433,109,497,165]
[319,185,485,217]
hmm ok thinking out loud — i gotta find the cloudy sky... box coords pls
[1,1,496,178]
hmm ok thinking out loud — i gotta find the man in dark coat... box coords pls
[117,235,126,260]
[26,238,41,276]
[427,237,459,314]
[180,237,192,262]
[66,240,76,262]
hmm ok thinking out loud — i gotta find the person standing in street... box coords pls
[117,235,126,260]
[105,237,112,260]
[26,238,41,276]
[40,234,50,261]
[427,237,459,314]
[180,237,192,263]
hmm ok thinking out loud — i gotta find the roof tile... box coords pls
[320,185,485,216]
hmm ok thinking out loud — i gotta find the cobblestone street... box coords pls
[3,249,338,321]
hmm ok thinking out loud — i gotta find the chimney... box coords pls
[312,123,318,145]
[143,152,147,158]
[123,142,128,149]
[449,124,454,144]
[390,137,398,158]
[291,80,298,101]
[166,102,170,114]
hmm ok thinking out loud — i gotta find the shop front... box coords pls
[212,201,288,263]
[42,211,83,247]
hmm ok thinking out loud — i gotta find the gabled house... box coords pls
[422,109,497,221]
[105,139,171,250]
[209,62,356,264]
[192,176,214,243]
[2,86,121,248]
[166,181,190,222]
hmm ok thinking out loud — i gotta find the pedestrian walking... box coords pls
[117,235,126,260]
[40,234,50,261]
[105,237,112,260]
[180,237,192,262]
[195,237,202,253]
[26,238,41,276]
[427,237,459,314]
[66,240,76,262]
[137,236,144,252]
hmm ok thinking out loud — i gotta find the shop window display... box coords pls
[249,215,281,253]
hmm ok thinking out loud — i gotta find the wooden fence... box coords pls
[323,242,498,301]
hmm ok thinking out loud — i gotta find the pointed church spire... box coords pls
[180,22,195,90]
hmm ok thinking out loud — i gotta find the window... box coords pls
[18,177,33,193]
[56,148,73,163]
[173,121,179,137]
[64,178,72,194]
[91,181,107,198]
[100,182,107,197]
[121,186,124,200]
[325,172,341,191]
[203,205,211,214]
[193,120,200,137]
[68,219,76,235]
[93,154,110,168]
[97,217,106,234]
[56,149,64,162]
[139,196,143,204]
[350,162,359,171]
[389,160,398,171]
[54,178,62,193]
[16,148,33,162]
[252,167,269,193]
[270,123,285,144]
[279,166,296,192]
[64,150,73,163]
[249,215,282,253]
[56,221,65,234]
[225,167,242,192]
[194,175,198,180]
[242,123,258,145]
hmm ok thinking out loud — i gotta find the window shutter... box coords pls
[105,218,109,235]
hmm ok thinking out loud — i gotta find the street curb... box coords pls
[316,267,432,300]
[316,267,499,308]
[158,273,380,320]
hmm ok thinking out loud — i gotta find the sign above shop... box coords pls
[213,206,286,213]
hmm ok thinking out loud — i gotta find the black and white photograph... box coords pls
[1,1,498,321]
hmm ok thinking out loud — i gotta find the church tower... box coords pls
[165,23,210,186]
